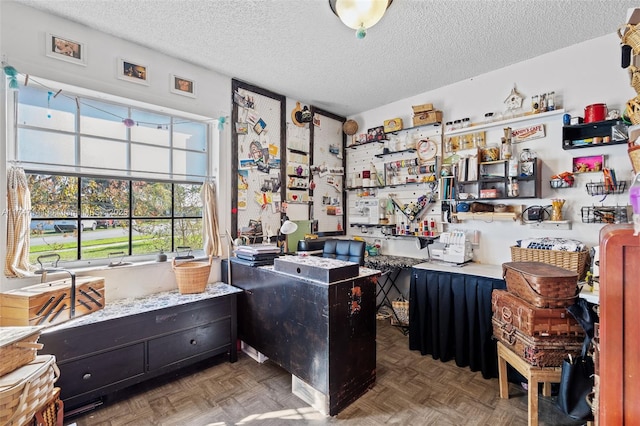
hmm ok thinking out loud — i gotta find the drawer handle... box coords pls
[190,339,197,345]
[83,373,92,380]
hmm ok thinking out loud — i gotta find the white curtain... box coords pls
[5,166,32,277]
[201,180,222,257]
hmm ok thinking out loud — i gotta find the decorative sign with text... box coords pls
[512,124,545,143]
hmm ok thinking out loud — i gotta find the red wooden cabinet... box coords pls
[599,224,640,424]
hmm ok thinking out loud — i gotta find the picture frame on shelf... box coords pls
[572,154,604,173]
[118,58,149,85]
[46,33,86,66]
[170,74,196,98]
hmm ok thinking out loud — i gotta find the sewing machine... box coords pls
[348,199,380,224]
[429,231,473,264]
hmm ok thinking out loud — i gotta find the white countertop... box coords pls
[413,261,504,279]
[413,261,599,304]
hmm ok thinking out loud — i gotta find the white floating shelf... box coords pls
[445,109,565,136]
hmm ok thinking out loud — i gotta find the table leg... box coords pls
[498,347,509,399]
[528,376,539,426]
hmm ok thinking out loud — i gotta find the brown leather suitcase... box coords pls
[502,261,578,308]
[491,289,584,337]
[492,317,584,367]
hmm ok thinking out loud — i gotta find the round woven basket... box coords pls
[172,255,213,294]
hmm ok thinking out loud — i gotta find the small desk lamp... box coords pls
[279,220,298,254]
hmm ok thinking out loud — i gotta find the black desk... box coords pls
[365,255,423,333]
[408,268,506,379]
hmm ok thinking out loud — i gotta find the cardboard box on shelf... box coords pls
[411,103,434,113]
[412,110,443,126]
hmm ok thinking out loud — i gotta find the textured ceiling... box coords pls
[11,0,639,116]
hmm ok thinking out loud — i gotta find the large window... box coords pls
[14,82,210,265]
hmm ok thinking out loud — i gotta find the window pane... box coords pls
[130,109,170,146]
[173,120,207,151]
[131,144,170,174]
[81,177,129,218]
[80,137,128,171]
[80,99,128,139]
[17,85,76,132]
[81,220,131,260]
[30,228,78,263]
[18,129,75,165]
[132,219,171,255]
[132,181,171,217]
[173,150,206,179]
[174,184,202,217]
[28,174,78,217]
[174,218,203,250]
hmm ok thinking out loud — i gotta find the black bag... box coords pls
[556,336,594,420]
[556,299,598,420]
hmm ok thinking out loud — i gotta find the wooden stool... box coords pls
[497,341,562,426]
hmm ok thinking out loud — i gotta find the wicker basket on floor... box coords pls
[0,328,44,377]
[172,255,213,294]
[391,298,409,326]
[0,355,59,426]
[510,246,589,280]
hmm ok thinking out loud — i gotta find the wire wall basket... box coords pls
[585,181,627,196]
[580,205,631,224]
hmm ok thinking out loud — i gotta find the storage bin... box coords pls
[510,246,589,280]
[492,290,583,337]
[172,255,213,294]
[492,317,583,367]
[502,261,579,308]
[0,355,59,426]
[0,327,43,377]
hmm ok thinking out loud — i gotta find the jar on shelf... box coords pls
[453,119,462,130]
[484,112,494,123]
[462,118,471,128]
[519,148,535,176]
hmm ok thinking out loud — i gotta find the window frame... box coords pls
[12,78,212,269]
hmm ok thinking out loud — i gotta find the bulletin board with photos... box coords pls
[231,79,286,242]
[310,107,346,236]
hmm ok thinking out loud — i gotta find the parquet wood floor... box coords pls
[67,320,586,426]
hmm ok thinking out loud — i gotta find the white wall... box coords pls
[350,33,635,267]
[0,2,232,295]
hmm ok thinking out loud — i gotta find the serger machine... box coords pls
[348,199,379,224]
[429,231,473,264]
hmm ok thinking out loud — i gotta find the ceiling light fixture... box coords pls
[329,0,393,39]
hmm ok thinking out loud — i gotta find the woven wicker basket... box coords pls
[627,96,640,125]
[30,387,62,426]
[0,328,44,377]
[0,355,59,426]
[619,23,640,55]
[492,318,583,367]
[172,255,213,294]
[629,144,640,174]
[510,246,589,280]
[503,262,579,308]
[391,298,409,326]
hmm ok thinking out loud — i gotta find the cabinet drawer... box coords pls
[57,343,144,400]
[148,319,230,371]
[41,297,232,360]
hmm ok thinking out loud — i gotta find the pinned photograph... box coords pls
[118,59,149,85]
[170,74,196,98]
[46,33,86,65]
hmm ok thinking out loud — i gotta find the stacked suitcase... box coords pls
[492,262,585,367]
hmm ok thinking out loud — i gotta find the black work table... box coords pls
[408,262,506,379]
[222,258,380,416]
